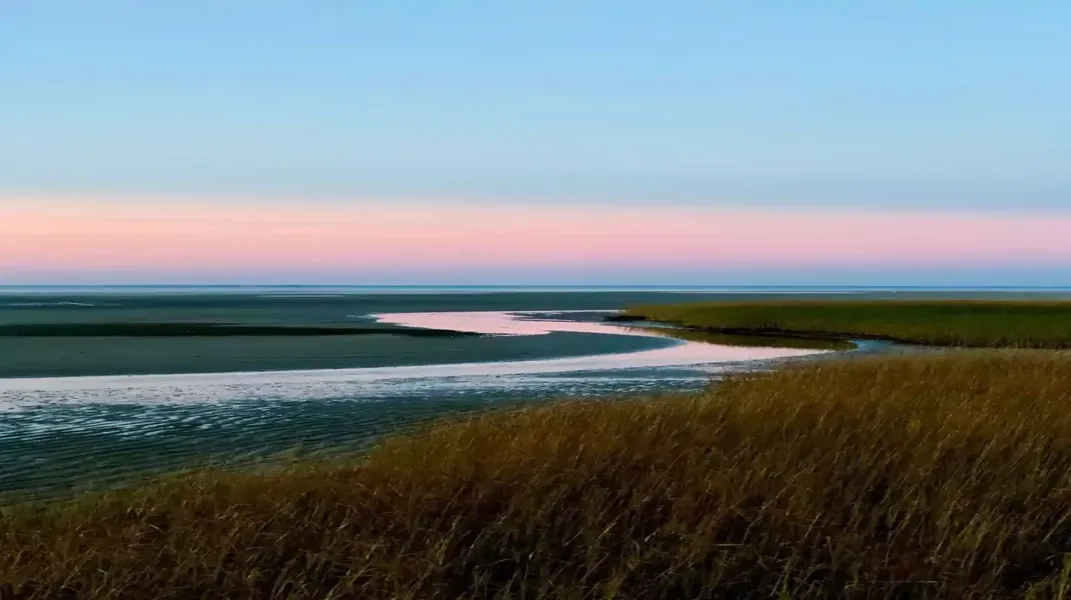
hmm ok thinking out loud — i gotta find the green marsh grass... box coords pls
[626,299,1071,348]
[4,353,1071,598]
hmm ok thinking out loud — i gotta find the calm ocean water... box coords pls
[1,286,1067,500]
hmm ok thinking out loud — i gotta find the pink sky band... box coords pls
[3,196,1069,273]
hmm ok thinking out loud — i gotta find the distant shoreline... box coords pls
[6,284,1071,295]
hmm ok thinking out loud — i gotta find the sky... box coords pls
[3,1,1070,285]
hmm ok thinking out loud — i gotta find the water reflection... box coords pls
[0,310,830,499]
[0,311,823,407]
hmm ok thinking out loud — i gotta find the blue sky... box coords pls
[4,2,1071,286]
[4,0,1070,209]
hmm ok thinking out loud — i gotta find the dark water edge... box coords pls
[0,323,478,337]
[0,331,670,378]
[0,291,765,378]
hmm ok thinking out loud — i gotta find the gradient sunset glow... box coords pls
[3,196,1070,285]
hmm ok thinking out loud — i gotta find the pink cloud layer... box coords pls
[2,197,1069,273]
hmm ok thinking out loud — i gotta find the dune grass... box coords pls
[5,353,1071,598]
[625,299,1071,348]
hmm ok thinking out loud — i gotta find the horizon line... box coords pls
[4,284,1071,290]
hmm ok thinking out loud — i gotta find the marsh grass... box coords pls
[627,299,1071,348]
[4,353,1071,598]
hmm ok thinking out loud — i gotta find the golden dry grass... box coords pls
[4,353,1071,598]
